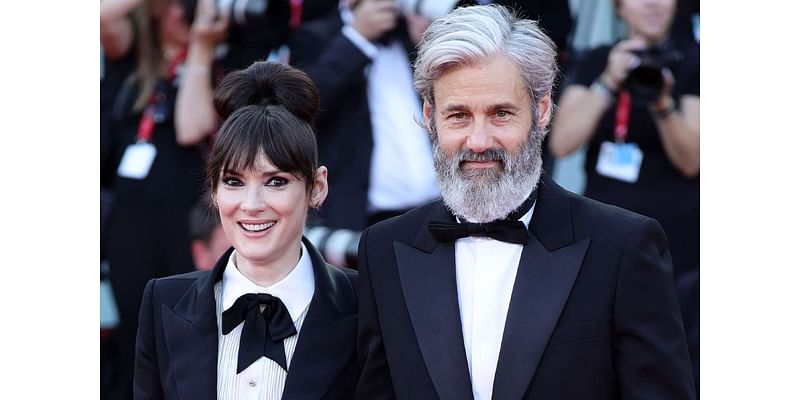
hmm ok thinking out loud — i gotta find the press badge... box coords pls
[596,141,643,183]
[117,142,157,179]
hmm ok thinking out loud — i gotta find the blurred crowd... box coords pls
[100,0,699,399]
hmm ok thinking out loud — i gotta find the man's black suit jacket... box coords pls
[134,238,359,400]
[356,175,695,399]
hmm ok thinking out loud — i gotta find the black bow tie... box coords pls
[428,189,537,245]
[221,293,297,372]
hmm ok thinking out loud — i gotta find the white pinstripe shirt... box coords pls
[214,244,315,400]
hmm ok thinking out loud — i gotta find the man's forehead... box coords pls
[431,58,529,102]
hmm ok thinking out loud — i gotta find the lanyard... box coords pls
[135,47,188,143]
[289,0,303,29]
[613,90,632,142]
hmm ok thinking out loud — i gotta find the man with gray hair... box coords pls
[356,4,695,400]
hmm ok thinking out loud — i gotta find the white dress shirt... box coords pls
[215,243,315,400]
[455,204,536,400]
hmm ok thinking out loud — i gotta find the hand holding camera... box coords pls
[601,37,647,93]
[603,37,684,105]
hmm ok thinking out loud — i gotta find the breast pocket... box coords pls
[547,321,600,347]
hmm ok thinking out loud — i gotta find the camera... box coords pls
[624,45,683,102]
[217,0,269,27]
[182,0,293,69]
[183,0,271,27]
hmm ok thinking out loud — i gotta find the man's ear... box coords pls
[422,99,434,133]
[537,93,552,129]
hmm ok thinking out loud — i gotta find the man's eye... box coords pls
[449,112,467,120]
[496,110,510,118]
[222,177,243,186]
[266,177,289,187]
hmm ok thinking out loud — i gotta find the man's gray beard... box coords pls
[432,126,545,223]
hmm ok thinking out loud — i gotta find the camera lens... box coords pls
[623,46,682,103]
[625,64,665,102]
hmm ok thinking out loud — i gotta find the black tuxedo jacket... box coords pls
[134,238,359,400]
[356,175,695,399]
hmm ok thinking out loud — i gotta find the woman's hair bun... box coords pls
[214,61,320,123]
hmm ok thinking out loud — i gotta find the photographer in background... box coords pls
[548,0,699,396]
[289,0,453,234]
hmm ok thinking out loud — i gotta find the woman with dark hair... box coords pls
[133,61,359,400]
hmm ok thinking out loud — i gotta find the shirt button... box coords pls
[249,379,257,387]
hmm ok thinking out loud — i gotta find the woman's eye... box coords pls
[222,177,243,186]
[266,176,289,187]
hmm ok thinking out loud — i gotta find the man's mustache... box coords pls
[458,148,507,164]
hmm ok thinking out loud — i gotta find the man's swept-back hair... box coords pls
[413,4,558,119]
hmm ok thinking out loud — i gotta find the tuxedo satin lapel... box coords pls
[491,234,590,400]
[282,238,357,399]
[530,174,576,251]
[395,240,474,400]
[161,249,229,400]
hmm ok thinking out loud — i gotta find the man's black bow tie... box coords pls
[428,188,537,245]
[221,293,297,373]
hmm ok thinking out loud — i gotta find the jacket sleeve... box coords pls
[133,278,164,400]
[355,227,397,399]
[613,218,696,399]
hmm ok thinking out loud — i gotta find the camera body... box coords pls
[624,45,683,102]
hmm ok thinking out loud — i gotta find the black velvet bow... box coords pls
[221,293,297,372]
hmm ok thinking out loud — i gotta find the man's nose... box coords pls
[465,120,494,153]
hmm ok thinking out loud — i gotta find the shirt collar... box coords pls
[221,242,315,322]
[339,0,353,24]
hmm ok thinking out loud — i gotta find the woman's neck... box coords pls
[233,246,303,287]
